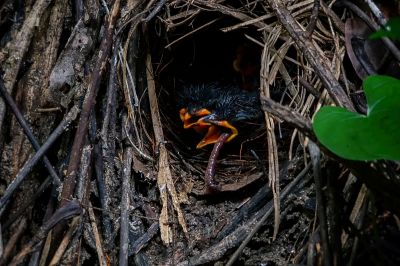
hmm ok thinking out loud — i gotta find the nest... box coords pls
[0,0,400,265]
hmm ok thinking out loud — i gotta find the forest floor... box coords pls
[0,0,399,265]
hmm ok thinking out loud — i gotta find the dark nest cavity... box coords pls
[147,13,273,193]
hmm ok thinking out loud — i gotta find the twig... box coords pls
[0,106,80,214]
[204,132,230,193]
[36,186,58,266]
[217,157,302,241]
[143,0,167,22]
[348,194,368,266]
[340,1,400,62]
[260,34,281,240]
[3,176,52,229]
[88,203,107,266]
[320,0,345,34]
[9,201,82,266]
[131,222,159,254]
[326,162,343,265]
[308,141,332,266]
[363,0,387,26]
[225,164,311,266]
[60,0,121,206]
[260,96,314,140]
[0,77,61,186]
[306,0,320,37]
[145,35,188,243]
[48,217,80,266]
[306,229,319,265]
[0,218,27,265]
[265,0,354,110]
[99,44,118,245]
[75,144,93,201]
[119,147,133,266]
[165,18,220,49]
[298,77,321,98]
[74,0,84,21]
[261,97,400,213]
[178,164,311,265]
[195,0,270,32]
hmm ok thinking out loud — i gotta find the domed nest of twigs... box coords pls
[1,0,400,265]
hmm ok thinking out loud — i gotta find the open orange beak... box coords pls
[180,108,239,149]
[196,119,239,149]
[179,108,211,130]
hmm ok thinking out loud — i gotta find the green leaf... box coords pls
[370,17,400,40]
[313,75,400,161]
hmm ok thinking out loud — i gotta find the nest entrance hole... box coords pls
[147,12,268,188]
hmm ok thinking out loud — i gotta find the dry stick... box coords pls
[143,0,167,22]
[326,163,343,265]
[261,97,400,211]
[131,222,159,254]
[145,40,188,243]
[265,0,354,110]
[48,217,80,266]
[9,201,81,266]
[0,106,80,214]
[0,218,27,265]
[3,177,52,229]
[60,0,121,207]
[363,0,387,26]
[348,196,369,266]
[306,0,320,37]
[298,77,321,98]
[119,147,133,266]
[0,78,61,186]
[164,18,220,49]
[74,0,84,22]
[204,132,230,193]
[178,164,311,266]
[320,0,345,34]
[260,36,280,240]
[308,141,332,266]
[88,203,107,266]
[340,1,400,62]
[195,0,269,31]
[33,188,57,265]
[260,96,314,140]
[0,0,53,135]
[99,45,118,245]
[225,164,311,266]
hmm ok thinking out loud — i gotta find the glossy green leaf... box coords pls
[313,75,400,161]
[370,17,400,40]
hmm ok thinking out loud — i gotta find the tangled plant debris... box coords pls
[0,0,399,265]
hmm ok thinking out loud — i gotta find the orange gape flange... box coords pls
[180,108,239,149]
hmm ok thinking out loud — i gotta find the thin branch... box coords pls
[119,147,133,266]
[9,201,82,266]
[340,1,400,62]
[0,106,80,214]
[180,164,311,266]
[60,0,121,206]
[308,141,332,266]
[0,77,61,186]
[265,0,354,110]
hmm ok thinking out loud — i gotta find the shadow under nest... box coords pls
[143,14,278,195]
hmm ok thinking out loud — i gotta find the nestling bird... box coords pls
[178,82,262,149]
